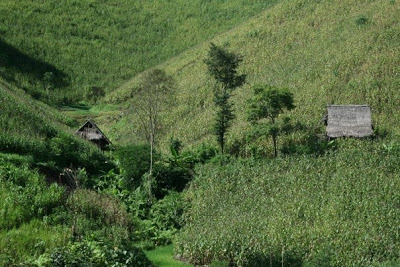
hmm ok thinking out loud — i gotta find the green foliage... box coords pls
[149,164,192,200]
[204,43,246,91]
[150,192,184,232]
[0,220,69,266]
[115,144,152,189]
[248,85,295,157]
[204,43,246,154]
[134,192,185,248]
[248,85,295,124]
[0,0,276,104]
[48,133,113,178]
[0,162,65,230]
[176,141,400,266]
[48,239,153,267]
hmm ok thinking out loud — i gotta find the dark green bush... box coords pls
[133,192,184,248]
[150,164,192,199]
[150,192,184,231]
[114,144,153,189]
[48,133,114,179]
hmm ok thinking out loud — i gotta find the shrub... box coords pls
[114,144,154,189]
[0,220,69,266]
[0,162,65,229]
[150,191,184,231]
[48,239,153,267]
[150,164,192,199]
[67,189,131,228]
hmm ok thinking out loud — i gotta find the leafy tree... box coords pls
[204,43,246,154]
[248,85,295,157]
[131,68,175,201]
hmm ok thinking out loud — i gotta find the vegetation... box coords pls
[131,69,176,200]
[205,43,246,154]
[0,0,399,266]
[247,85,295,157]
[105,0,399,149]
[176,140,400,266]
[0,0,278,104]
[145,245,193,267]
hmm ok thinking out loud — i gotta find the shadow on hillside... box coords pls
[0,38,69,88]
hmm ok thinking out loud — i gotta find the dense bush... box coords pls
[0,162,65,229]
[176,140,400,266]
[0,220,69,266]
[48,133,114,178]
[150,163,192,199]
[133,191,185,249]
[67,189,131,229]
[48,239,153,267]
[114,144,153,189]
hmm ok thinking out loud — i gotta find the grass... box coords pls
[60,103,120,126]
[176,140,400,266]
[102,0,400,151]
[0,0,279,104]
[145,244,193,267]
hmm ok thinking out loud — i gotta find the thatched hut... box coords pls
[74,120,111,150]
[324,105,373,138]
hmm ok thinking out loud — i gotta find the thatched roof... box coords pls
[74,120,111,149]
[325,105,373,138]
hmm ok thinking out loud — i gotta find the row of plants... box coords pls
[175,139,400,266]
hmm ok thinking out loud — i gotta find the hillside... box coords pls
[0,0,399,265]
[0,0,278,104]
[176,141,400,266]
[0,78,112,176]
[104,0,399,153]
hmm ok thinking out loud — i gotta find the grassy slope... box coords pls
[0,78,75,142]
[0,0,278,103]
[105,0,399,150]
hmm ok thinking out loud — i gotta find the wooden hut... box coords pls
[324,105,373,138]
[74,120,111,150]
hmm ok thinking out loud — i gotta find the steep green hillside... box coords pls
[0,78,112,176]
[105,0,399,152]
[0,0,278,103]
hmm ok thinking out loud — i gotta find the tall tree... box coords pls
[131,69,174,200]
[248,85,295,157]
[204,43,246,154]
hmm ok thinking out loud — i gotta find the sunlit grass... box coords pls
[104,0,399,150]
[145,245,193,267]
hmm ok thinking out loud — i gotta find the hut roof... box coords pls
[74,119,112,147]
[325,105,373,138]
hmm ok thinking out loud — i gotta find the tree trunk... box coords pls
[272,134,277,157]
